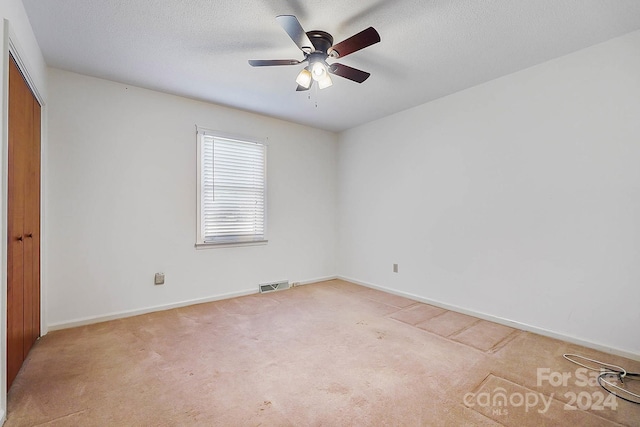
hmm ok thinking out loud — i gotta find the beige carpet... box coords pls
[7,279,640,426]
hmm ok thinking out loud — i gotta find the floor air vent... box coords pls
[259,280,290,293]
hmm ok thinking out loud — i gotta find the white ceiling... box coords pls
[22,0,640,132]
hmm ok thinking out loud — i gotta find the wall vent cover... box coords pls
[259,280,290,293]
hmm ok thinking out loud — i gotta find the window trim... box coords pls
[195,126,268,248]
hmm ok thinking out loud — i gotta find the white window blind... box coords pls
[197,129,267,246]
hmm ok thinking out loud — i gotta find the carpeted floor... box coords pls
[6,279,640,426]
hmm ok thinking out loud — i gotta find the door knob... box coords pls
[26,233,33,238]
[16,235,23,241]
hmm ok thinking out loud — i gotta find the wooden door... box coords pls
[23,83,41,357]
[7,54,41,389]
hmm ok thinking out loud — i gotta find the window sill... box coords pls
[195,240,268,249]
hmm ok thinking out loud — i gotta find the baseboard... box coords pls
[46,288,258,331]
[46,275,340,332]
[337,275,640,362]
[296,275,338,286]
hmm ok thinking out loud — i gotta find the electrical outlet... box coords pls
[393,264,398,273]
[154,273,165,285]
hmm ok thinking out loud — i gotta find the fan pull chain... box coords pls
[314,83,319,108]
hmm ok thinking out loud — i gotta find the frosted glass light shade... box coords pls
[311,61,327,81]
[318,74,333,89]
[296,68,312,89]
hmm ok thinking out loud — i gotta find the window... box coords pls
[196,127,267,246]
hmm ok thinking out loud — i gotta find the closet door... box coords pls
[7,54,41,389]
[23,87,41,356]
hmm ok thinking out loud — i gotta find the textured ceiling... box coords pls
[22,0,640,132]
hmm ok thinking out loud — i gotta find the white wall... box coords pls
[46,68,337,327]
[0,0,47,93]
[338,30,640,357]
[1,0,47,420]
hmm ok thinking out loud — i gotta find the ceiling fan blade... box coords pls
[296,84,310,92]
[328,27,380,58]
[329,63,371,83]
[276,15,314,53]
[248,59,301,67]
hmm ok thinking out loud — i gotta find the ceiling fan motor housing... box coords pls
[307,30,334,54]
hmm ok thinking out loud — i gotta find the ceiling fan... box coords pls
[249,15,380,91]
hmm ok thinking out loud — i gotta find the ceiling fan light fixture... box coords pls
[296,68,312,89]
[318,74,333,89]
[311,61,328,82]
